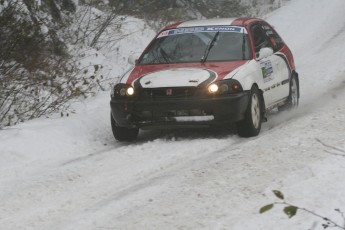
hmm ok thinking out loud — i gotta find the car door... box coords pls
[250,23,289,107]
[261,22,290,103]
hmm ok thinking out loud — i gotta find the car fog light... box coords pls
[208,84,219,93]
[126,87,135,96]
[220,84,229,93]
[120,88,126,96]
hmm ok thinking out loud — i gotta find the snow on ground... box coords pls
[1,0,345,229]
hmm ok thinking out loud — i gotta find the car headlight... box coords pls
[208,83,219,93]
[112,84,136,98]
[126,87,135,96]
[207,79,243,95]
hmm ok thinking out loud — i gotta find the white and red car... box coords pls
[110,18,299,141]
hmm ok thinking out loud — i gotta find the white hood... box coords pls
[138,68,215,88]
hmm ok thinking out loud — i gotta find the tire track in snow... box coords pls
[318,18,345,51]
[54,138,247,229]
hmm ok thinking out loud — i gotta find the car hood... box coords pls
[124,61,248,88]
[137,68,217,88]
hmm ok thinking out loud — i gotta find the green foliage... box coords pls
[283,206,298,218]
[259,204,274,214]
[273,190,285,200]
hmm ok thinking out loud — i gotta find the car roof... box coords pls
[164,18,263,30]
[177,18,237,27]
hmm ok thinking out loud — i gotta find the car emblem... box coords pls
[166,89,173,96]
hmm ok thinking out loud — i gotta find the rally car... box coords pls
[110,18,299,141]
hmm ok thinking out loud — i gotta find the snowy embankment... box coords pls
[1,0,345,229]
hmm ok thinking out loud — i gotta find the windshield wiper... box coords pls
[201,31,219,63]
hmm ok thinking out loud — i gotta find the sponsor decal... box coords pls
[266,30,274,36]
[262,25,274,36]
[262,25,271,30]
[158,26,246,38]
[205,26,242,32]
[159,31,169,37]
[260,60,274,83]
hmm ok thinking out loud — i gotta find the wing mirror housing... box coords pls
[128,54,139,66]
[257,47,274,60]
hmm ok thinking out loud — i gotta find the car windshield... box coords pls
[139,26,252,65]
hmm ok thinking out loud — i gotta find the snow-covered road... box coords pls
[1,0,345,229]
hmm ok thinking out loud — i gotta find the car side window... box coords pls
[261,22,285,52]
[250,23,272,55]
[207,33,252,61]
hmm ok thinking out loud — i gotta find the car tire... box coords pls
[237,86,262,137]
[279,74,299,111]
[111,114,139,142]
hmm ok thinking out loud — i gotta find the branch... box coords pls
[260,191,345,229]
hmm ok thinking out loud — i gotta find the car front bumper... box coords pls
[110,92,250,129]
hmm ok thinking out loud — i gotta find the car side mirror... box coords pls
[257,47,274,60]
[128,54,139,66]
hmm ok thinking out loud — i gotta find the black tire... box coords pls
[237,86,262,137]
[279,74,299,111]
[111,114,139,142]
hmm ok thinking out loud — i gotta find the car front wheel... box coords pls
[237,86,262,137]
[111,114,139,142]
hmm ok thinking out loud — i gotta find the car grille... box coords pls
[141,87,197,98]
